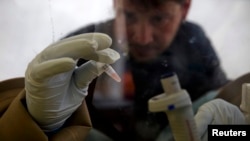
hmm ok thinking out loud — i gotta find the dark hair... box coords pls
[128,0,186,8]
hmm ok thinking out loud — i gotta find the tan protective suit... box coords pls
[0,77,92,141]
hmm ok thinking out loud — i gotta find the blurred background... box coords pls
[0,0,249,81]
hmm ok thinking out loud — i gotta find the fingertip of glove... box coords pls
[108,50,121,64]
[91,33,112,50]
[60,32,112,51]
[96,48,121,64]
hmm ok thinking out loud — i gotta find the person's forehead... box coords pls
[119,0,182,13]
[120,0,182,7]
[118,0,182,11]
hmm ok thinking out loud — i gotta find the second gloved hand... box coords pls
[194,98,246,141]
[25,33,120,132]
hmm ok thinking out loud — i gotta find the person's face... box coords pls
[115,0,190,63]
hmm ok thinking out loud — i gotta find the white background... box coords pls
[0,0,249,81]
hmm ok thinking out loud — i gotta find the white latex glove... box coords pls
[25,33,120,132]
[194,98,246,141]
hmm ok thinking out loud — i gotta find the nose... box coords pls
[132,22,153,45]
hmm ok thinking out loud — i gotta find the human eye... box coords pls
[151,14,171,26]
[124,10,137,24]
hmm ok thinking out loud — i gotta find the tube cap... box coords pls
[160,72,181,95]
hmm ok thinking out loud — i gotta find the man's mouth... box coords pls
[132,45,157,57]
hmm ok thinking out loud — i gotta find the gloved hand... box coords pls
[194,98,246,141]
[25,33,120,132]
